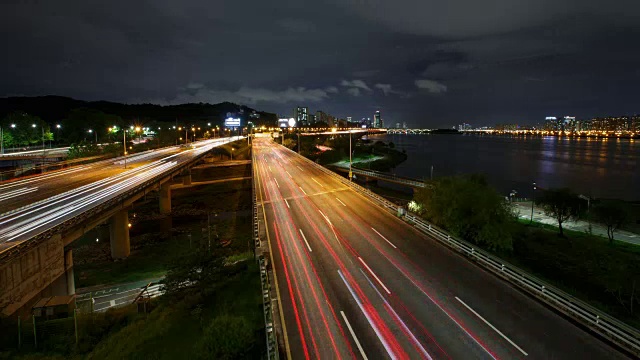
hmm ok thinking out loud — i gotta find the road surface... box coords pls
[0,137,240,254]
[254,137,627,359]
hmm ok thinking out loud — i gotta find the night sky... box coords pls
[2,1,640,127]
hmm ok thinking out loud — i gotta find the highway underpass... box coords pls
[253,137,628,359]
[0,137,242,317]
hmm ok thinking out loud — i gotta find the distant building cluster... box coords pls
[542,115,640,132]
[283,106,389,129]
[459,114,640,135]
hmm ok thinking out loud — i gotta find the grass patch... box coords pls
[73,179,253,289]
[487,222,640,328]
[88,263,263,360]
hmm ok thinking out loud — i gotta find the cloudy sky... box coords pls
[2,0,640,127]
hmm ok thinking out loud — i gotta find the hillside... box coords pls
[0,96,278,126]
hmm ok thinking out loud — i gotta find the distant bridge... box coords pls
[329,166,431,189]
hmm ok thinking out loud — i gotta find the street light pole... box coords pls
[530,182,536,223]
[349,129,353,181]
[123,128,127,169]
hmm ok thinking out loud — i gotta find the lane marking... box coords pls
[269,165,272,171]
[299,186,307,195]
[318,210,331,225]
[312,178,324,188]
[360,269,433,360]
[299,229,312,252]
[371,227,397,249]
[338,270,394,359]
[358,257,391,295]
[336,197,347,207]
[340,311,368,360]
[297,166,303,171]
[455,297,528,356]
[274,178,280,189]
[284,198,290,209]
[286,170,293,178]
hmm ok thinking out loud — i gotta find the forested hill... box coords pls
[0,96,278,126]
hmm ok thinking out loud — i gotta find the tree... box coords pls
[1,111,51,147]
[592,201,630,243]
[414,174,516,251]
[536,188,581,237]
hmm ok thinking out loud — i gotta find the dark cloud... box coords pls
[1,0,640,126]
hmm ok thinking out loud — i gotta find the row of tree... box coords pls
[413,175,633,251]
[537,188,630,242]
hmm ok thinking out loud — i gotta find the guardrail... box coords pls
[0,138,241,264]
[276,142,640,356]
[253,147,279,360]
[331,166,427,188]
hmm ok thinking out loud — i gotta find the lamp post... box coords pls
[56,124,61,146]
[530,182,536,224]
[349,129,353,181]
[578,194,591,233]
[123,127,127,169]
[231,147,234,160]
[88,129,97,144]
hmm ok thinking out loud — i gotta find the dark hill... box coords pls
[0,96,277,126]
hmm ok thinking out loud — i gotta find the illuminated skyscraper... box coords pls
[373,110,382,128]
[294,106,308,126]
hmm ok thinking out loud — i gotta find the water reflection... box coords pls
[374,133,640,200]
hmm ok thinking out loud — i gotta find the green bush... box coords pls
[195,315,255,360]
[414,174,516,251]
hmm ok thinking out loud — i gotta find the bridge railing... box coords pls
[277,142,640,356]
[403,213,640,356]
[253,148,279,360]
[349,168,426,188]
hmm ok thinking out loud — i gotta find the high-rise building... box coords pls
[347,116,352,122]
[316,111,326,125]
[294,106,309,126]
[373,111,382,128]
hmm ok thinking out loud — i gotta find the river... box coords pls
[368,133,640,201]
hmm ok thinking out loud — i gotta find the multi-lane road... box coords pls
[254,137,627,359]
[0,137,240,254]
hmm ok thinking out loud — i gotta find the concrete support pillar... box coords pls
[159,182,172,215]
[65,249,75,295]
[109,209,130,259]
[183,170,192,186]
[48,250,74,296]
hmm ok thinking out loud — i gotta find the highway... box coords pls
[254,137,627,359]
[0,137,240,254]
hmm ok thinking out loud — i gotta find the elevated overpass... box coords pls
[0,137,242,316]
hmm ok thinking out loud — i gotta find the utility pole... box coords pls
[0,126,3,155]
[41,126,45,171]
[349,129,353,181]
[530,182,536,223]
[123,128,127,169]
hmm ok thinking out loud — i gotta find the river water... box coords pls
[368,133,640,201]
